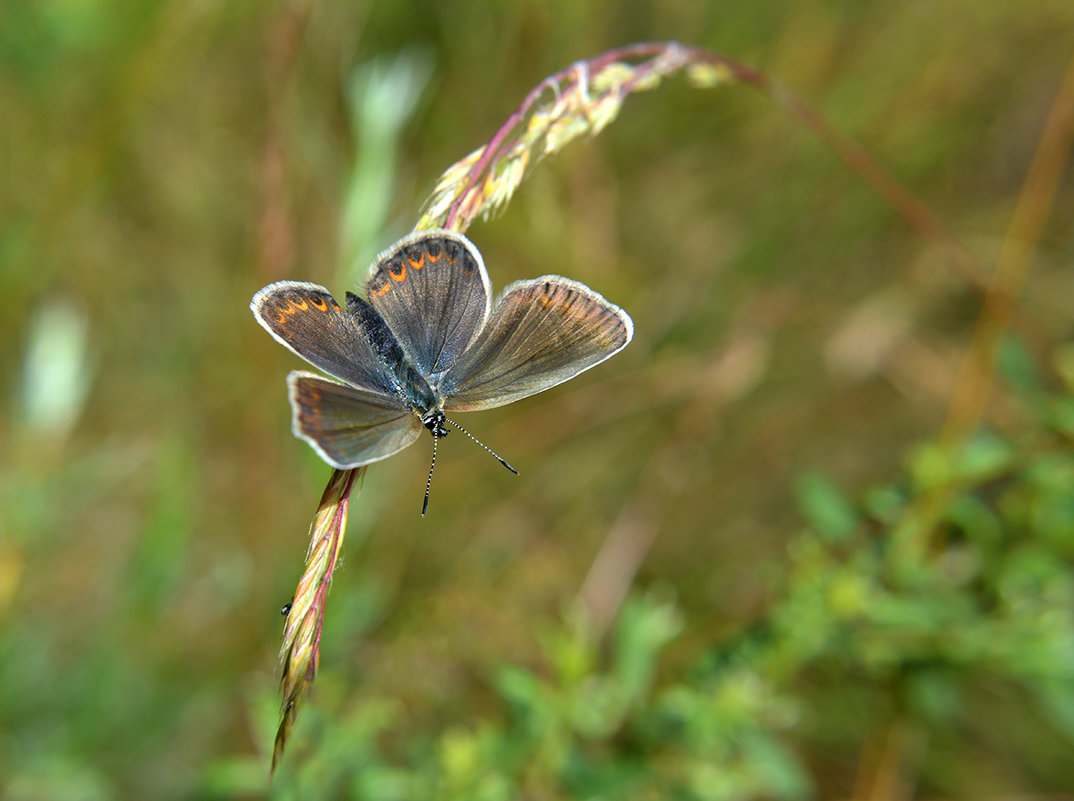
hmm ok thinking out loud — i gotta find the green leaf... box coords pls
[795,472,859,542]
[997,334,1041,395]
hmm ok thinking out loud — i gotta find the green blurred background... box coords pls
[3,1,1074,799]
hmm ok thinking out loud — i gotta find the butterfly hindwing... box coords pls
[252,281,397,395]
[365,230,491,377]
[288,371,422,469]
[439,276,633,412]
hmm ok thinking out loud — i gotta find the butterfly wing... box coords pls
[365,230,491,377]
[439,276,633,412]
[251,281,397,395]
[288,371,422,468]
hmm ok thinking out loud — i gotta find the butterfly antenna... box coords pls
[444,417,520,475]
[422,426,440,517]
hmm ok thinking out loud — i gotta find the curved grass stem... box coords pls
[273,39,990,773]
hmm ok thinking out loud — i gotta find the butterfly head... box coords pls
[421,409,450,439]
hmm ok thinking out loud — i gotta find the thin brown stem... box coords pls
[943,52,1074,445]
[891,52,1074,571]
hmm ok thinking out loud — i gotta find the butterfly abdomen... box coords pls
[345,291,439,415]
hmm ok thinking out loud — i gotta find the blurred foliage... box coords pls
[213,383,1074,800]
[2,1,1073,799]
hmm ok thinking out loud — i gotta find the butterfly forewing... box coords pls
[439,276,633,412]
[366,230,491,377]
[288,371,422,468]
[252,281,398,396]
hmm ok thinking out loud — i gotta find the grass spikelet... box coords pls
[272,467,361,774]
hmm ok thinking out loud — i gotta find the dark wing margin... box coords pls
[251,281,397,395]
[439,276,633,412]
[287,371,422,468]
[364,230,491,377]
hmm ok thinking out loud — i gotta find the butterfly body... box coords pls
[252,229,633,471]
[344,290,444,430]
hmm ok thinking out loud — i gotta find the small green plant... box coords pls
[232,359,1073,798]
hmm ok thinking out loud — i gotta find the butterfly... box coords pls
[251,229,633,512]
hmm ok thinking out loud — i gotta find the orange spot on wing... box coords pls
[538,287,558,309]
[373,282,392,297]
[407,253,425,270]
[390,262,407,282]
[274,300,300,321]
[311,296,329,311]
[290,298,309,311]
[426,248,442,263]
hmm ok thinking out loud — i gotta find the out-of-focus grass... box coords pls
[1,1,1072,799]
